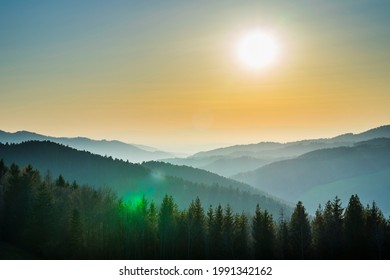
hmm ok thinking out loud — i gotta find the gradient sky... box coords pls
[1,0,390,153]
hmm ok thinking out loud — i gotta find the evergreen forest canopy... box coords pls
[1,160,389,260]
[0,141,289,216]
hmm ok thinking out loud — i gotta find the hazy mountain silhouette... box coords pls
[2,125,389,214]
[233,138,390,214]
[164,156,285,178]
[163,125,390,177]
[0,130,174,163]
[0,141,290,216]
[142,160,264,194]
[193,125,390,158]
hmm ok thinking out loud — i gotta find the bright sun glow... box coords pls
[237,31,280,69]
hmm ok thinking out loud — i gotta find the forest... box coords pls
[0,160,389,260]
[0,141,288,217]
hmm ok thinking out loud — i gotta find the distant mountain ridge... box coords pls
[192,125,390,158]
[0,130,174,163]
[2,125,390,214]
[162,125,390,177]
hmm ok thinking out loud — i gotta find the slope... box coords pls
[163,125,390,177]
[142,161,264,194]
[233,138,390,213]
[0,141,290,216]
[0,130,173,163]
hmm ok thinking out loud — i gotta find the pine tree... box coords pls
[289,201,311,259]
[209,204,224,259]
[0,159,7,180]
[322,197,344,259]
[69,209,83,258]
[29,182,54,256]
[311,205,326,258]
[385,217,390,259]
[365,201,386,259]
[132,195,149,258]
[158,194,177,259]
[3,164,34,243]
[344,194,366,259]
[0,159,8,239]
[223,204,234,259]
[205,205,214,258]
[252,204,275,259]
[146,201,159,259]
[276,209,290,259]
[55,175,66,188]
[233,212,249,259]
[173,210,188,260]
[186,197,205,259]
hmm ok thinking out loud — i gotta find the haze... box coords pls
[1,1,389,153]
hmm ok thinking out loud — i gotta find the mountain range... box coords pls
[1,125,390,215]
[0,130,174,163]
[162,125,390,177]
[233,138,390,214]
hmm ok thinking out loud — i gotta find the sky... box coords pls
[1,0,390,153]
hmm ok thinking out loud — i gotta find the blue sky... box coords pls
[1,0,389,152]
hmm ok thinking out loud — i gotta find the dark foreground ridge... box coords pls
[1,160,389,260]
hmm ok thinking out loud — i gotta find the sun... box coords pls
[237,31,280,69]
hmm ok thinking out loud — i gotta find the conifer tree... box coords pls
[0,159,8,239]
[205,205,214,258]
[159,194,177,259]
[223,204,234,258]
[276,209,290,259]
[252,205,275,259]
[289,201,311,259]
[0,159,7,180]
[55,175,66,188]
[233,212,249,259]
[209,204,224,259]
[69,209,83,258]
[322,197,344,259]
[365,201,386,259]
[29,182,54,256]
[344,194,366,259]
[146,201,159,259]
[3,164,33,243]
[311,205,326,258]
[186,197,205,259]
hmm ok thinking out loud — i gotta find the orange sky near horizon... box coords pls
[1,1,389,153]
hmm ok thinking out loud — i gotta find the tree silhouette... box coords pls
[289,201,311,259]
[311,204,326,258]
[159,194,177,259]
[209,204,224,259]
[365,201,386,259]
[69,209,83,258]
[222,204,235,259]
[28,182,55,257]
[252,204,275,259]
[344,194,366,258]
[276,209,290,259]
[186,197,205,259]
[205,205,214,258]
[3,164,34,243]
[233,212,249,259]
[1,161,390,260]
[322,197,344,259]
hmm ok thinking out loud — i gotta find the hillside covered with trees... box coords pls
[0,141,288,216]
[234,138,390,214]
[1,161,389,260]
